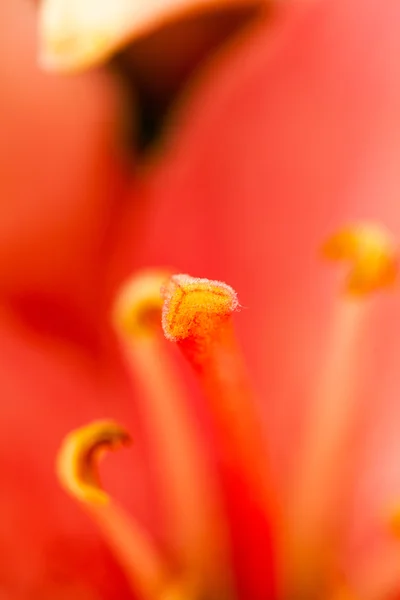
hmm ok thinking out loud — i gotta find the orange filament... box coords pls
[114,271,232,597]
[161,274,272,514]
[284,301,369,596]
[322,223,398,295]
[283,224,398,598]
[57,421,189,600]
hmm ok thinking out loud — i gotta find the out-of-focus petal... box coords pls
[0,305,151,598]
[38,0,263,72]
[0,0,128,306]
[126,0,400,591]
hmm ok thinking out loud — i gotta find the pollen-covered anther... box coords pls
[113,270,171,338]
[161,274,239,342]
[57,420,132,505]
[322,223,398,295]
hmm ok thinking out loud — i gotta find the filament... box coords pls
[283,223,398,598]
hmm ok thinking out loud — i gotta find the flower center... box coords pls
[57,223,398,600]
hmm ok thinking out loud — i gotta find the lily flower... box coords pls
[2,0,400,598]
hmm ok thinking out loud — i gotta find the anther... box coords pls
[322,223,398,295]
[57,419,131,505]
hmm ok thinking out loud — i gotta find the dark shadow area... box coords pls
[109,5,264,154]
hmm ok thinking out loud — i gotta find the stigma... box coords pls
[56,222,399,599]
[161,274,239,342]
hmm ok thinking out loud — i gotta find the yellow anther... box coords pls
[161,274,239,342]
[322,223,398,295]
[113,270,171,338]
[57,420,131,505]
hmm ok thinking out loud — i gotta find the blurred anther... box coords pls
[322,223,398,295]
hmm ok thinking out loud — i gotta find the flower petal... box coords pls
[0,0,128,304]
[0,307,146,598]
[38,0,263,72]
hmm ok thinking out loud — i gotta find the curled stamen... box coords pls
[322,223,398,295]
[57,419,131,505]
[57,420,188,600]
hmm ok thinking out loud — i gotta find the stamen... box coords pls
[284,224,398,597]
[57,419,131,505]
[57,420,188,600]
[161,274,273,513]
[113,271,232,595]
[322,223,397,295]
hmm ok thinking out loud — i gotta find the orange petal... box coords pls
[0,0,128,301]
[0,310,140,598]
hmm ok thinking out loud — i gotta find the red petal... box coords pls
[0,0,127,303]
[0,306,148,597]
